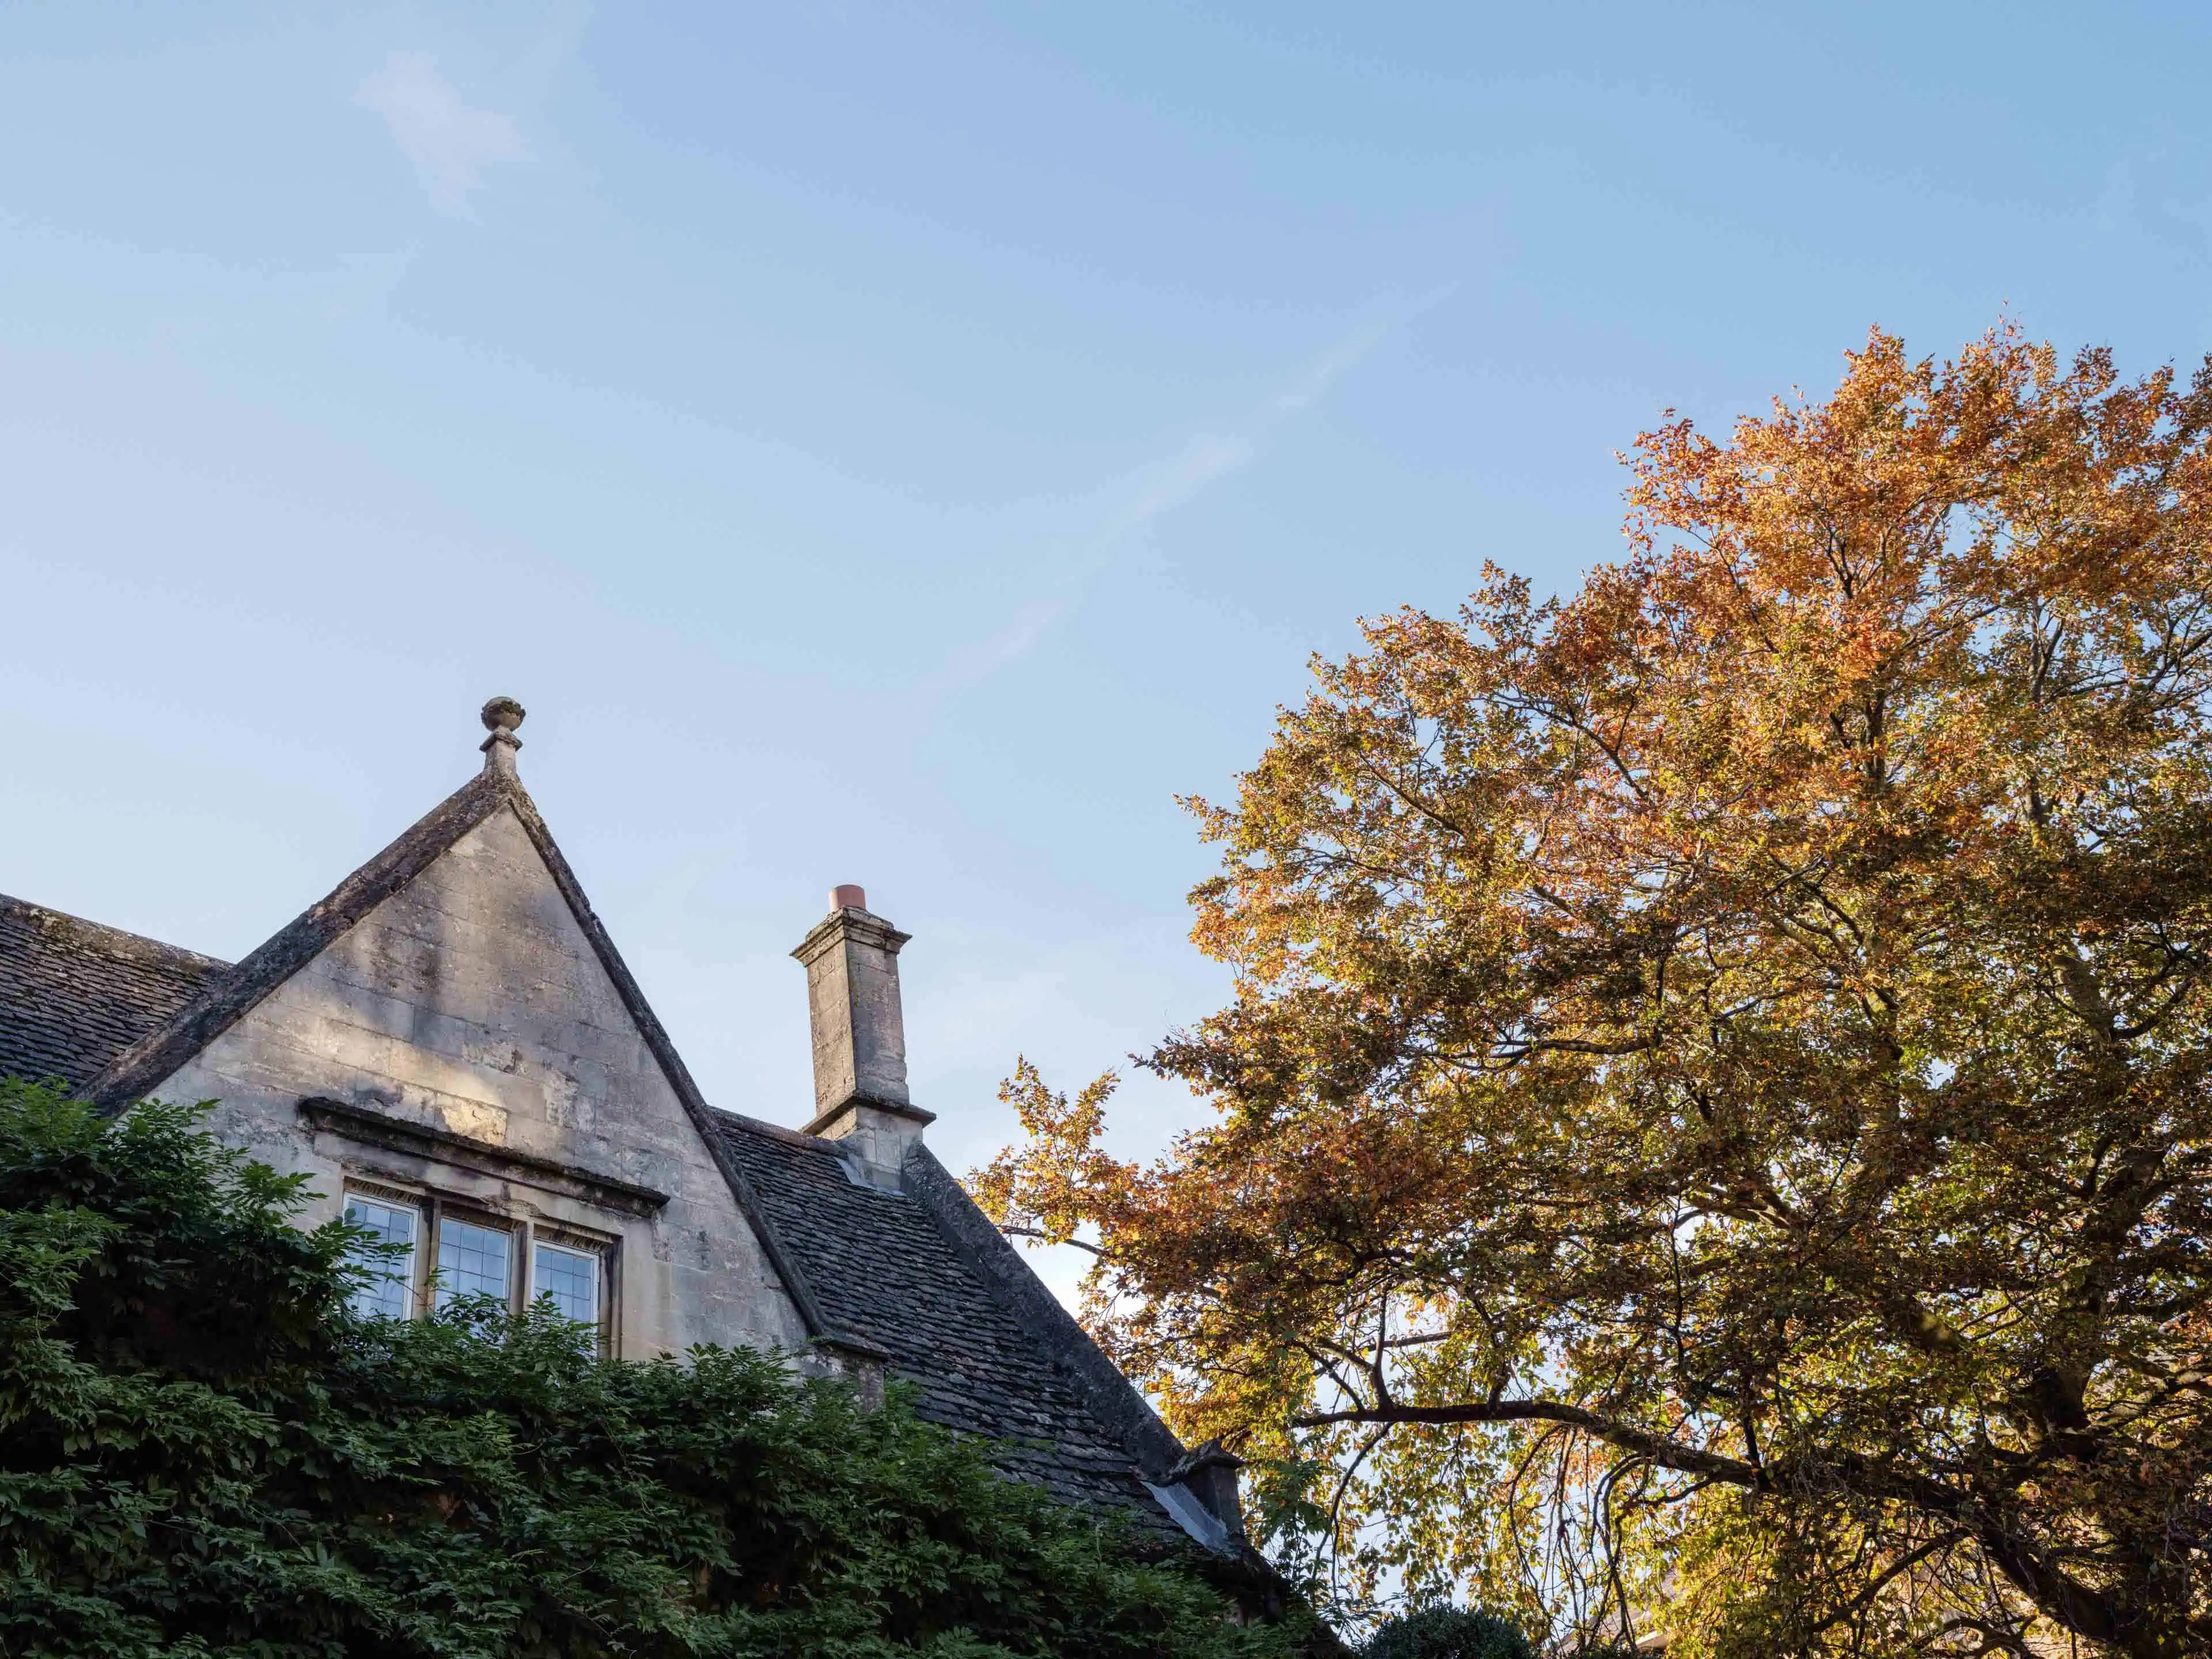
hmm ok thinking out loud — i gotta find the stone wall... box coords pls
[150,804,809,1361]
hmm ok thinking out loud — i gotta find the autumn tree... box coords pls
[975,328,2212,1658]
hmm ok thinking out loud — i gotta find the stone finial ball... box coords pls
[480,696,527,734]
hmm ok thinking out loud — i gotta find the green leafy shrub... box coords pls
[0,1078,1319,1658]
[1362,1604,1534,1659]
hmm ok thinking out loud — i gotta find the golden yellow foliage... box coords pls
[978,328,2212,1657]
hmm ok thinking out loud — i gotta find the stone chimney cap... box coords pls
[481,696,527,734]
[830,884,868,911]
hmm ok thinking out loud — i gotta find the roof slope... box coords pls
[0,895,230,1089]
[719,1112,1184,1537]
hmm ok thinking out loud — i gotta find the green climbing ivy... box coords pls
[0,1078,1322,1658]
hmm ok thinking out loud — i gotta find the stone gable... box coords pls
[150,802,810,1362]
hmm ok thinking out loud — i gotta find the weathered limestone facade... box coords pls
[153,802,807,1362]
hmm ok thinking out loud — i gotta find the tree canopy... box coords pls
[0,1077,1320,1659]
[975,327,2212,1657]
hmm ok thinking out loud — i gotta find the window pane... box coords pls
[435,1216,514,1309]
[532,1240,600,1327]
[343,1195,417,1320]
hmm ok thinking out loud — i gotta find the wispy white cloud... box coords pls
[355,52,528,219]
[1085,285,1457,571]
[1101,431,1258,541]
[941,431,1266,683]
[971,594,1071,668]
[947,285,1459,683]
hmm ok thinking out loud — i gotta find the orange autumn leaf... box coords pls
[976,326,2212,1658]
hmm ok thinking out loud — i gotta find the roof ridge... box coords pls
[0,893,231,975]
[717,1108,843,1153]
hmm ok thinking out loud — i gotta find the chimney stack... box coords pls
[793,887,934,1188]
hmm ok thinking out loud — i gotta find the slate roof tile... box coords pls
[0,895,230,1090]
[718,1113,1183,1536]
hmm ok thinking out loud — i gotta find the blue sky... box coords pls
[5,3,2211,1237]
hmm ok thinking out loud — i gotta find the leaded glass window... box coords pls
[343,1194,418,1320]
[435,1214,514,1309]
[532,1239,601,1327]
